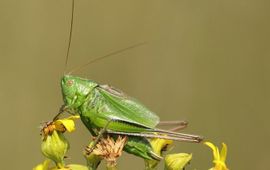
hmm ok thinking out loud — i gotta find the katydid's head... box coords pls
[62,42,146,109]
[61,75,98,109]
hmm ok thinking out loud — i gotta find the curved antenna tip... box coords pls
[64,0,75,75]
[68,42,147,74]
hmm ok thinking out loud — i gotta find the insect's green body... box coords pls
[61,75,201,160]
[57,0,202,161]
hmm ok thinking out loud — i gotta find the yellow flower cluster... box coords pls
[34,116,229,170]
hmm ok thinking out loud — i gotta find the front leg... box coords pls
[53,104,67,121]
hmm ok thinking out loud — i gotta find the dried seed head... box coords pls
[92,135,127,166]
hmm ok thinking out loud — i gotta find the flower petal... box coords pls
[150,137,173,156]
[54,115,80,132]
[145,137,173,169]
[204,141,219,160]
[66,164,89,170]
[164,153,192,170]
[33,159,51,170]
[220,143,227,162]
[205,141,229,170]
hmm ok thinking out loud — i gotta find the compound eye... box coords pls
[67,80,74,87]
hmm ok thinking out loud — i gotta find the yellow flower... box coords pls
[145,137,173,169]
[40,116,79,168]
[150,137,173,156]
[204,141,229,170]
[41,115,80,139]
[164,153,192,170]
[54,115,80,132]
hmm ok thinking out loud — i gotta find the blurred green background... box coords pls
[0,0,269,169]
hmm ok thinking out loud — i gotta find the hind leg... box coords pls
[158,120,188,131]
[85,119,112,154]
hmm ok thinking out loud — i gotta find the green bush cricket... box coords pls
[53,0,203,160]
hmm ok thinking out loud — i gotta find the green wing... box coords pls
[96,85,160,129]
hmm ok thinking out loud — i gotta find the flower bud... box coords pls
[41,130,69,168]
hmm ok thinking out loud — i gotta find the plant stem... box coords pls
[106,161,117,170]
[56,161,65,169]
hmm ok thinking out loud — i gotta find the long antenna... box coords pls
[64,0,75,74]
[67,42,146,74]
